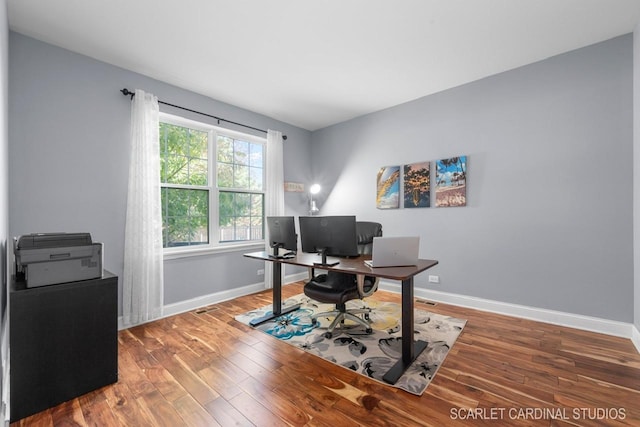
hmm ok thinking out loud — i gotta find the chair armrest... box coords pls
[356,274,379,298]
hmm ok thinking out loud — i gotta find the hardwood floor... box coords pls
[11,282,640,426]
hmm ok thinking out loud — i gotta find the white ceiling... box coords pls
[7,0,640,131]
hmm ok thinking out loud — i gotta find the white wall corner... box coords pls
[632,324,640,354]
[634,22,640,359]
[635,22,640,358]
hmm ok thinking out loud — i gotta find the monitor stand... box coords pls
[313,248,339,267]
[269,244,295,259]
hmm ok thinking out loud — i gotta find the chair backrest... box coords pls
[356,222,383,255]
[355,221,383,296]
[307,221,383,297]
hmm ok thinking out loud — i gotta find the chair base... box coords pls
[312,306,373,338]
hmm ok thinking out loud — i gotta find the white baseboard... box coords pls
[379,281,636,341]
[632,325,640,353]
[163,283,266,318]
[118,272,309,330]
[286,272,309,283]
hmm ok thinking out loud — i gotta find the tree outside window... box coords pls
[159,115,265,249]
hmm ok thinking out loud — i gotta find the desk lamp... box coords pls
[309,184,321,215]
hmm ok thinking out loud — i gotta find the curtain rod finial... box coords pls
[121,88,135,99]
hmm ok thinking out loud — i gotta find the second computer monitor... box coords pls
[299,215,359,259]
[266,216,297,257]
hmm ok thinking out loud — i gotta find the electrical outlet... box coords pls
[428,275,440,284]
[257,269,264,276]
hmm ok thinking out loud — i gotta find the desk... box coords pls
[244,251,438,384]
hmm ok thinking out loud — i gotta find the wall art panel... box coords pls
[403,162,430,208]
[376,166,400,209]
[435,156,467,207]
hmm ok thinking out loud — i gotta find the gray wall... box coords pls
[311,35,634,322]
[7,31,638,326]
[8,33,312,312]
[0,0,8,421]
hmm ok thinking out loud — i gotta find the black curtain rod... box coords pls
[120,88,287,140]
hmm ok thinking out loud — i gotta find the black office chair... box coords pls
[304,221,382,338]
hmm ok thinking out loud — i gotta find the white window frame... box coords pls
[160,112,266,259]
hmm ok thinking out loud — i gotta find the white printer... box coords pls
[14,232,103,288]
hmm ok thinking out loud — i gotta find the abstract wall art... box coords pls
[403,162,430,208]
[376,166,400,209]
[435,156,467,207]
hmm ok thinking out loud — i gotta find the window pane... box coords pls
[162,187,188,217]
[234,165,249,188]
[219,191,262,242]
[218,191,233,227]
[161,123,189,157]
[189,158,208,186]
[249,166,263,191]
[249,143,263,168]
[235,216,250,241]
[190,131,208,160]
[217,136,233,163]
[217,163,233,188]
[160,123,208,186]
[165,155,189,184]
[162,187,209,247]
[250,194,263,217]
[250,196,264,240]
[216,135,264,191]
[234,193,251,216]
[191,190,209,217]
[234,140,249,165]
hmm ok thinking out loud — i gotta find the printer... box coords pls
[14,232,103,288]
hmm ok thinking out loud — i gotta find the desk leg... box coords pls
[273,261,283,315]
[382,277,428,384]
[249,261,301,327]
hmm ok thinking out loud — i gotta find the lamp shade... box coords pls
[309,183,321,215]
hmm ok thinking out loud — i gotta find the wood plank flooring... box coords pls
[11,282,640,426]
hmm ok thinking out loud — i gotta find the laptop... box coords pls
[364,236,420,268]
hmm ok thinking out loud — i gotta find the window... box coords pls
[159,113,265,251]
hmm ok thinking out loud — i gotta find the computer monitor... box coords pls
[266,216,297,258]
[299,215,358,266]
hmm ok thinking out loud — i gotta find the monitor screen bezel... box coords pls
[298,215,359,258]
[266,216,298,255]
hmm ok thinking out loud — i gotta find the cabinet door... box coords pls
[10,275,118,422]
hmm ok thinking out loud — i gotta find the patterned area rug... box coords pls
[235,293,466,395]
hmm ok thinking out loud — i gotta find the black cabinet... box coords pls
[10,272,118,422]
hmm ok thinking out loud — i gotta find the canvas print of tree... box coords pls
[376,166,400,209]
[436,156,467,207]
[404,162,430,208]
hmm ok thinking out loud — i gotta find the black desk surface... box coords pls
[244,251,438,281]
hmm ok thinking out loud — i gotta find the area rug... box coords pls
[235,294,466,395]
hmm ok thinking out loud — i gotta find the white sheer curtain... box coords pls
[264,130,285,288]
[122,89,164,326]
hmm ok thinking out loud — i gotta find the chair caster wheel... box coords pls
[311,318,318,325]
[324,332,333,339]
[364,313,370,320]
[365,328,372,334]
